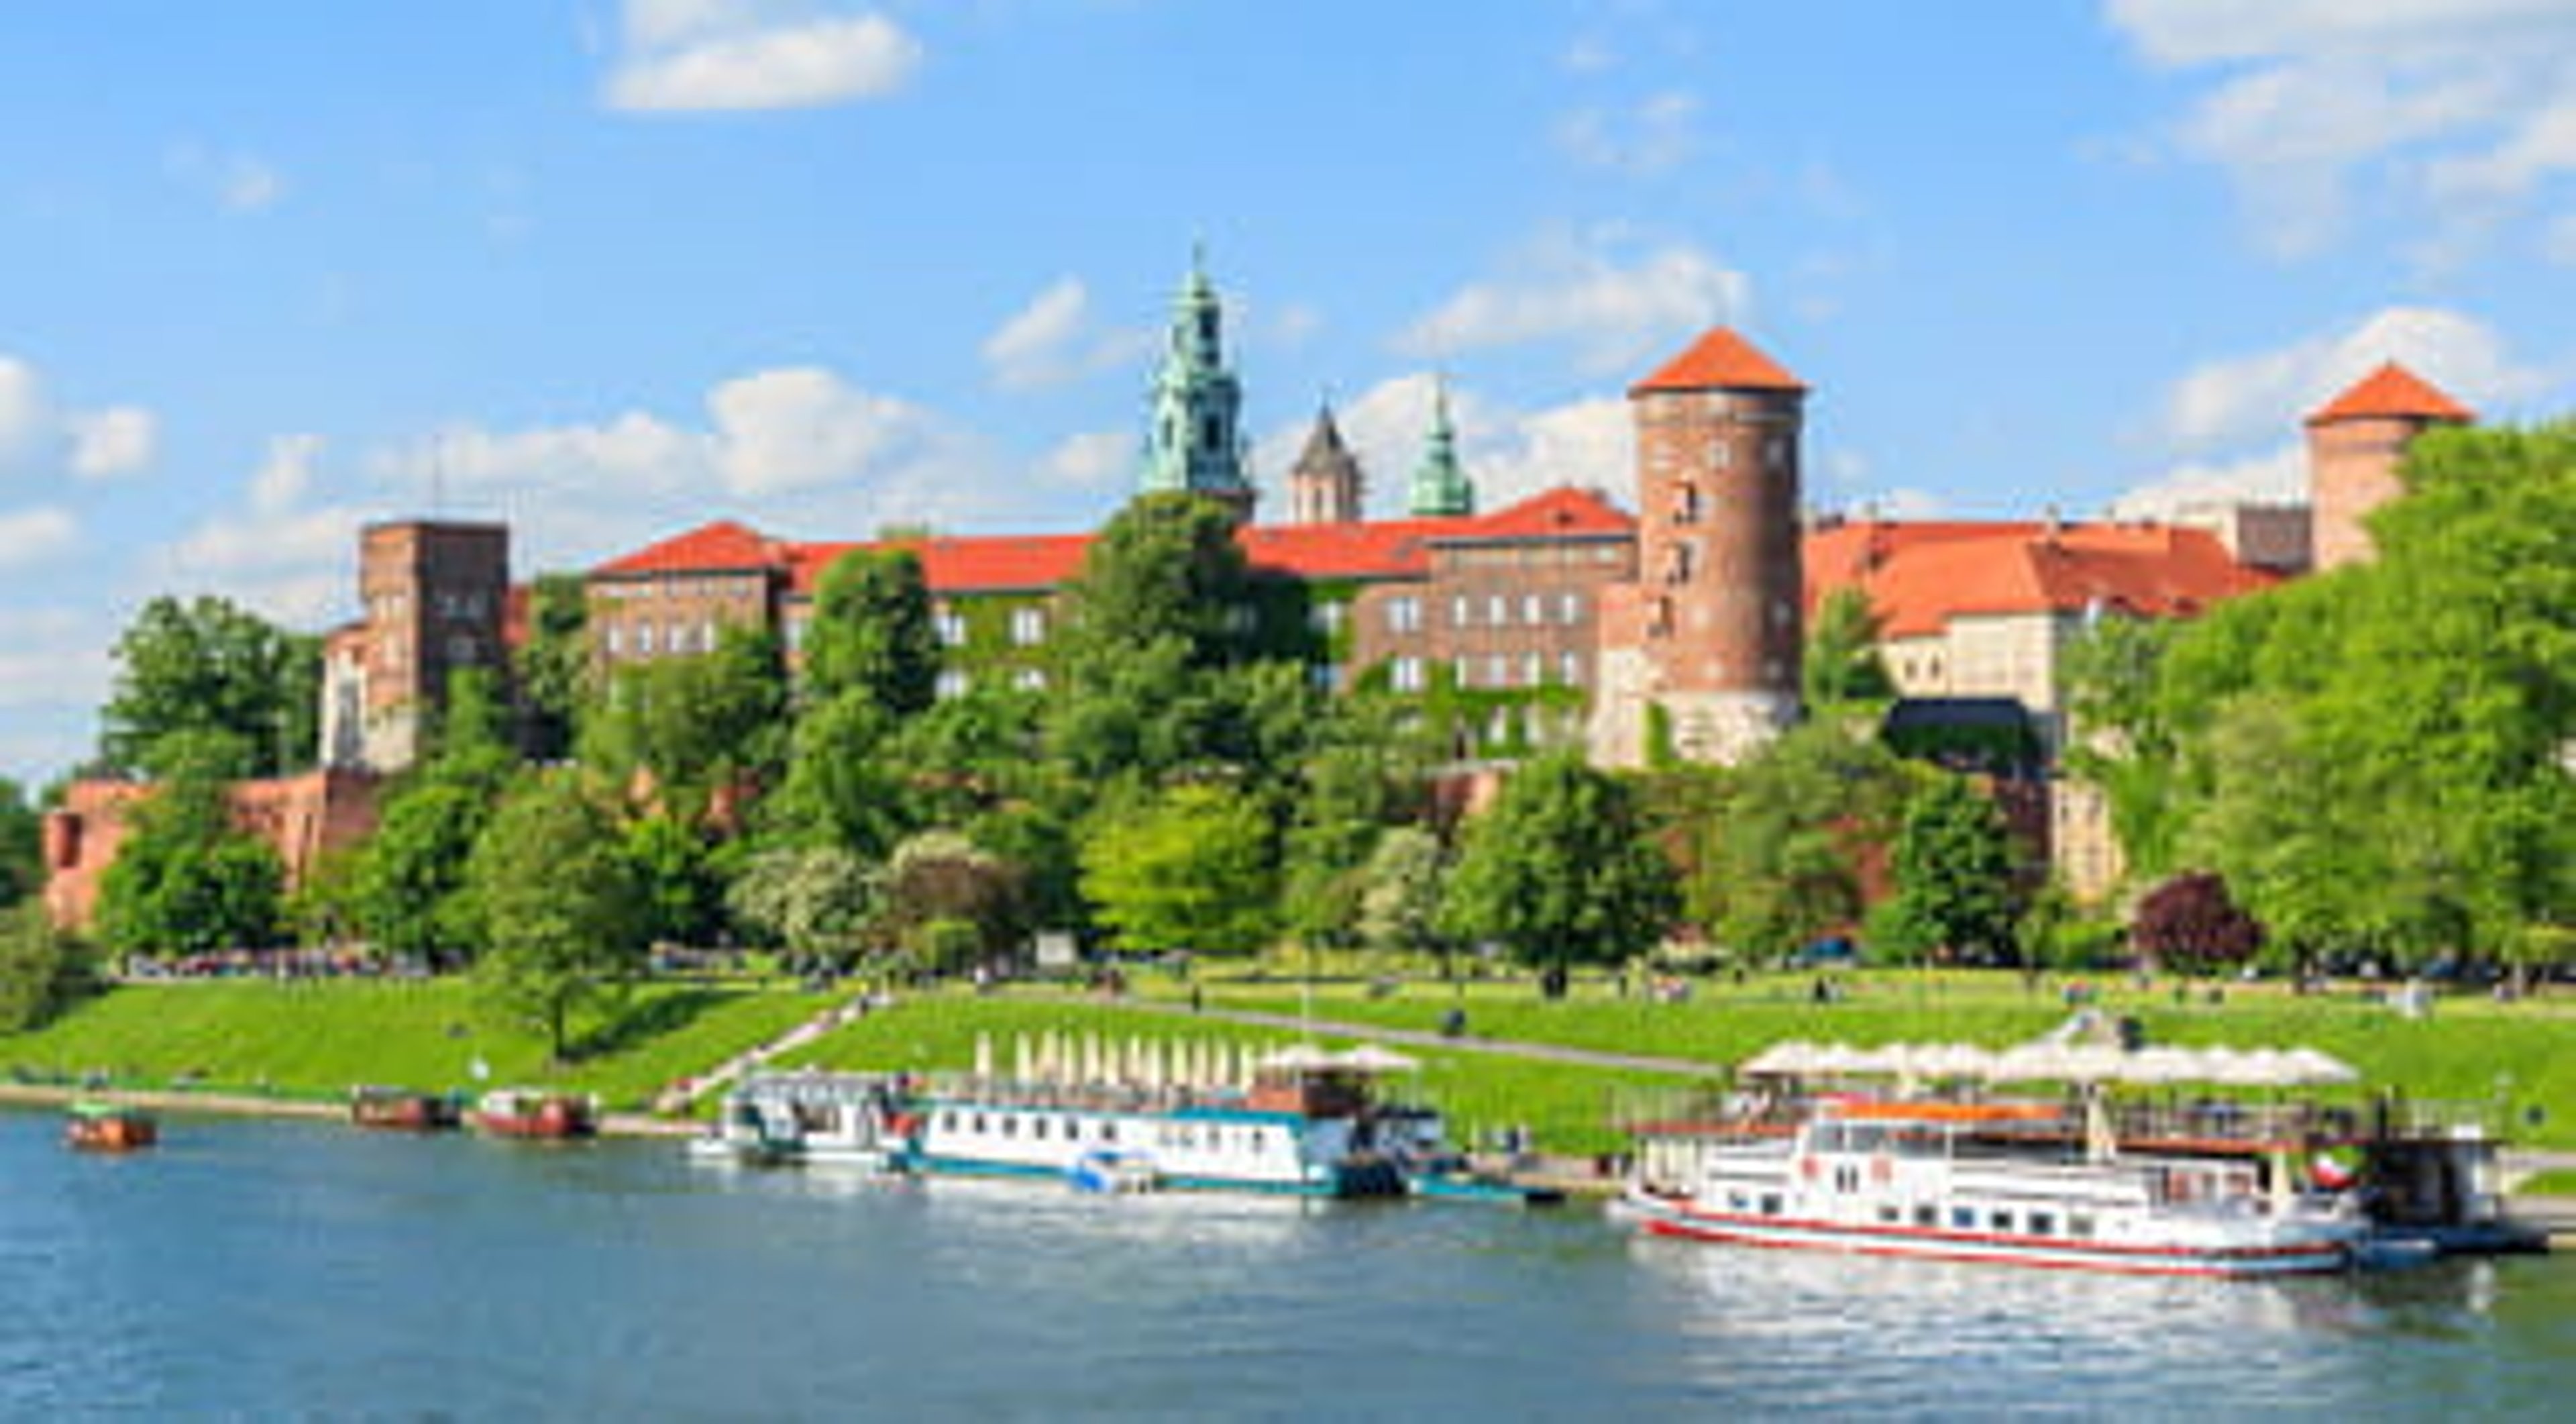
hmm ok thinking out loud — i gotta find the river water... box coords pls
[4,1110,2571,1418]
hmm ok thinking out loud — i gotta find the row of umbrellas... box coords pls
[1737,1039,2359,1088]
[972,1033,1421,1088]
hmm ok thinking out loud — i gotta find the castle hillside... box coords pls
[39,256,2476,927]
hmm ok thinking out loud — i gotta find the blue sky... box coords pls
[5,0,2575,784]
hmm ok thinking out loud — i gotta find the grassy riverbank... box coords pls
[5,970,2566,1157]
[0,979,831,1112]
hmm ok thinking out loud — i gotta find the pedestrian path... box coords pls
[651,992,883,1115]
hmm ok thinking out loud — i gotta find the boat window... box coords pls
[1913,1205,1937,1228]
[1877,1205,1901,1225]
[1759,1194,1782,1216]
[1102,1121,1118,1143]
[972,1114,987,1134]
[2068,1213,2095,1238]
[1032,1118,1048,1141]
[1991,1210,2016,1233]
[1729,1192,1749,1212]
[1813,1124,1845,1153]
[1002,1116,1018,1138]
[2029,1212,2055,1237]
[1951,1207,1976,1230]
[941,1111,958,1132]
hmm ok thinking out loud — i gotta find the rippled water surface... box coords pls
[3,1110,2571,1417]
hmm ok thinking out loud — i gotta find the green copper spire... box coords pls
[1407,376,1475,517]
[1139,246,1253,521]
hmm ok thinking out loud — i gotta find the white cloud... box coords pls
[1554,91,1701,176]
[0,506,77,570]
[1039,429,1134,489]
[367,364,1030,568]
[1254,373,1633,517]
[980,278,1152,392]
[166,143,286,213]
[68,407,157,480]
[250,434,322,516]
[2107,444,2308,521]
[2154,305,2546,452]
[606,1,922,112]
[2115,303,2553,517]
[0,607,109,711]
[2551,211,2576,264]
[2106,0,2576,258]
[1396,229,1750,375]
[0,355,157,481]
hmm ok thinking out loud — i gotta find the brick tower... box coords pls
[1285,403,1364,525]
[2306,361,2473,571]
[1591,327,1807,766]
[319,519,510,772]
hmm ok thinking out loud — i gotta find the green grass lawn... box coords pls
[1,979,833,1112]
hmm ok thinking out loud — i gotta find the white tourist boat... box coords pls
[903,1036,1442,1198]
[1625,1079,2368,1279]
[688,1070,909,1171]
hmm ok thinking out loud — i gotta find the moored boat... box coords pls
[473,1088,597,1140]
[64,1100,158,1152]
[349,1085,463,1131]
[903,1036,1441,1199]
[688,1070,907,1170]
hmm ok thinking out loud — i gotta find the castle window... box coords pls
[1559,592,1583,625]
[1309,662,1340,692]
[1673,482,1703,524]
[638,622,658,656]
[1648,599,1673,637]
[1385,596,1421,635]
[1391,656,1425,693]
[1560,651,1583,686]
[1311,601,1346,636]
[1454,656,1473,688]
[605,624,626,657]
[1713,442,1733,470]
[447,635,478,667]
[1011,607,1047,647]
[1014,667,1046,693]
[1487,653,1510,688]
[1523,593,1545,626]
[1451,595,1472,629]
[1664,542,1697,585]
[1489,593,1509,627]
[935,610,968,648]
[785,615,808,653]
[935,669,969,700]
[1523,652,1546,687]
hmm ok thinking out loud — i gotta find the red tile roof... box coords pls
[1804,520,2278,640]
[1630,327,1805,397]
[593,519,780,577]
[2305,362,2474,427]
[602,488,1640,599]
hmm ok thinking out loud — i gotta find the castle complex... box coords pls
[40,257,2479,926]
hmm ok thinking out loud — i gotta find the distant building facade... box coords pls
[319,519,511,774]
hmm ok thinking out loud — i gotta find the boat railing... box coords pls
[920,1074,1254,1116]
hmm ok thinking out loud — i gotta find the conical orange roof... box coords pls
[1630,327,1805,397]
[2305,361,2474,426]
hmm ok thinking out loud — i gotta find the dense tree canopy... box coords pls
[99,595,319,779]
[1803,586,1897,712]
[513,572,591,762]
[2069,422,2576,970]
[803,548,940,719]
[580,623,789,817]
[1079,782,1276,956]
[0,777,41,909]
[2133,871,2263,975]
[1442,752,1676,974]
[1869,774,2023,966]
[466,774,649,1060]
[1668,723,1915,962]
[93,768,285,957]
[0,901,93,1031]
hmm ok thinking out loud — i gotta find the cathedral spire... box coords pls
[1406,375,1475,517]
[1287,399,1364,525]
[1139,246,1253,522]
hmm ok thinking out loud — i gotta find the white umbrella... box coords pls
[1739,1041,1821,1077]
[974,1033,994,1080]
[2282,1046,2359,1086]
[1260,1044,1341,1072]
[1335,1045,1419,1074]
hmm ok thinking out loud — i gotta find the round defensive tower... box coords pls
[2305,361,2473,572]
[1592,327,1806,766]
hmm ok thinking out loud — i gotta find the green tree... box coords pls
[1053,491,1254,673]
[1803,586,1896,712]
[1870,774,2023,965]
[803,548,939,718]
[514,572,591,762]
[0,900,94,1031]
[725,844,877,966]
[1442,752,1676,980]
[765,693,913,858]
[625,811,723,948]
[580,623,790,817]
[355,781,494,965]
[93,757,285,957]
[1277,695,1428,948]
[466,774,649,1062]
[877,830,1025,972]
[1358,825,1451,962]
[1079,782,1276,956]
[0,776,42,909]
[1679,723,1914,962]
[99,595,318,778]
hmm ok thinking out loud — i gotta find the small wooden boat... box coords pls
[64,1101,158,1153]
[349,1085,464,1131]
[472,1088,598,1140]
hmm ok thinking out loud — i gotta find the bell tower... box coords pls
[1286,403,1364,525]
[1138,246,1255,524]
